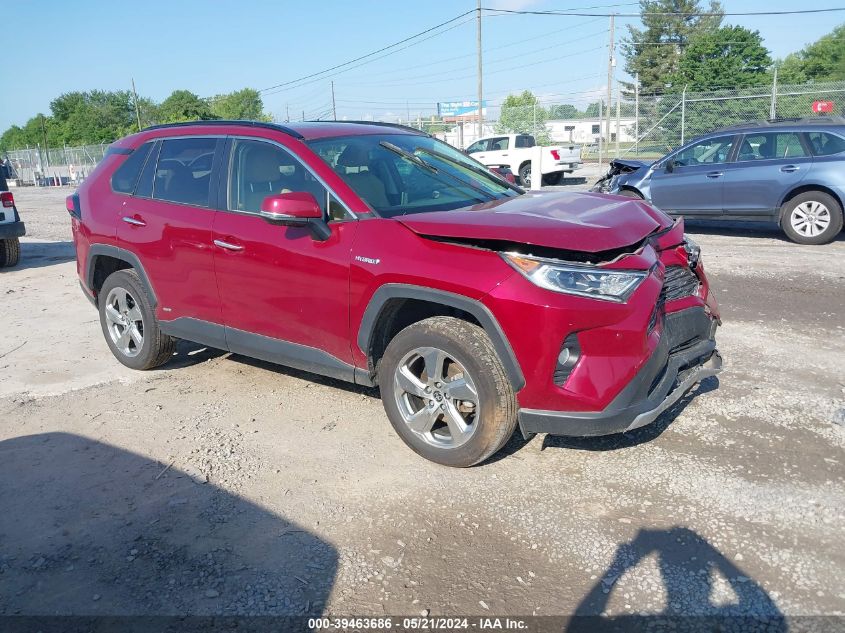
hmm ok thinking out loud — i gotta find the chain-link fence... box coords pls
[476,80,845,162]
[5,80,843,185]
[3,144,108,186]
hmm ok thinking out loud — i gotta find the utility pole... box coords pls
[476,0,483,139]
[40,114,49,169]
[302,110,305,122]
[286,103,290,122]
[769,66,778,120]
[331,81,337,121]
[615,82,621,158]
[603,13,615,171]
[131,78,142,131]
[634,72,640,156]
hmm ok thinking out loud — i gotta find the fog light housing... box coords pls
[553,333,582,386]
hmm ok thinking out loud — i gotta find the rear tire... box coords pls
[98,269,176,370]
[378,317,518,467]
[0,237,20,268]
[518,162,532,188]
[542,172,563,186]
[780,191,843,245]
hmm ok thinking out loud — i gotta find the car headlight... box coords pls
[501,253,648,302]
[683,236,701,268]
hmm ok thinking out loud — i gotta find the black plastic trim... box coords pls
[518,307,719,437]
[308,120,428,136]
[105,146,133,156]
[226,327,358,384]
[143,120,305,140]
[357,284,525,390]
[158,317,228,351]
[0,221,25,239]
[85,245,158,307]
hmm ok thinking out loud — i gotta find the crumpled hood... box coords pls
[610,158,654,171]
[397,191,672,253]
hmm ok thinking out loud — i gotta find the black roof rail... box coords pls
[306,120,429,136]
[142,120,305,140]
[714,116,845,132]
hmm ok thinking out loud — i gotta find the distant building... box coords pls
[547,117,637,145]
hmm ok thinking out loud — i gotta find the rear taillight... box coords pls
[66,194,81,219]
[550,149,561,161]
[504,172,516,184]
[1,192,13,208]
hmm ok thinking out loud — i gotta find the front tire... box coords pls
[780,191,843,245]
[378,317,518,467]
[98,269,175,370]
[0,237,20,267]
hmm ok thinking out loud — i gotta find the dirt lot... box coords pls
[1,186,843,623]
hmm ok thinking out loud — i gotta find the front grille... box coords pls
[660,266,700,302]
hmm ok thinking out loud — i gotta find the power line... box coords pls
[262,16,476,97]
[259,9,475,94]
[483,6,845,17]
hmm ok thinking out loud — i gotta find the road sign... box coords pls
[812,100,835,114]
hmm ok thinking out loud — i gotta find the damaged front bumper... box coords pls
[518,306,721,437]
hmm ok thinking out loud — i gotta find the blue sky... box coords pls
[1,0,842,130]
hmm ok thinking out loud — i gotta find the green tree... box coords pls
[622,0,724,93]
[49,90,139,144]
[156,90,217,123]
[776,24,845,84]
[547,104,580,119]
[670,26,772,91]
[208,88,269,121]
[496,91,550,142]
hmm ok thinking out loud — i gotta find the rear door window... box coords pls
[111,142,153,194]
[515,135,535,148]
[152,138,218,207]
[737,133,807,161]
[807,132,845,156]
[488,137,509,151]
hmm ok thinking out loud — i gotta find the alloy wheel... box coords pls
[104,286,144,357]
[393,346,480,449]
[790,201,831,238]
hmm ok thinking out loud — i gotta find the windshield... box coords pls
[308,134,519,217]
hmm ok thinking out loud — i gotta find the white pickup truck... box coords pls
[466,133,582,187]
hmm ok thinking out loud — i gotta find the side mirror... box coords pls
[664,159,676,173]
[260,192,323,225]
[259,192,331,241]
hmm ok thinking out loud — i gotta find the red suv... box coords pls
[70,121,721,467]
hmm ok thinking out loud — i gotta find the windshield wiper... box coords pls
[415,147,524,194]
[379,141,438,173]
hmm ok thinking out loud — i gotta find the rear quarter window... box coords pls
[807,131,845,156]
[111,143,153,194]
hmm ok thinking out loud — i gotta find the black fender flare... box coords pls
[86,244,158,307]
[357,284,525,390]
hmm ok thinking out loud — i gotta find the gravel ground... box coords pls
[0,186,843,623]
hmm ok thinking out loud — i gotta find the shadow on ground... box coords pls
[3,241,76,272]
[566,526,786,632]
[0,433,337,617]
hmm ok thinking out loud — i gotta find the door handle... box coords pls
[213,239,244,252]
[706,171,723,179]
[501,153,509,156]
[122,216,146,226]
[781,165,800,173]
